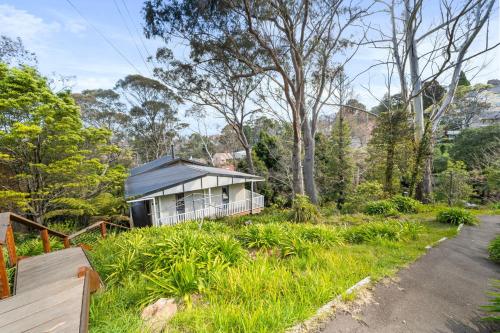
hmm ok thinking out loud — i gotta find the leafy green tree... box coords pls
[315,111,353,207]
[115,75,186,163]
[367,103,413,194]
[432,144,451,174]
[422,80,445,110]
[179,132,215,163]
[342,181,385,213]
[0,64,127,224]
[250,124,293,204]
[458,71,471,86]
[450,125,500,170]
[434,160,473,206]
[72,89,129,142]
[328,111,353,207]
[144,0,368,202]
[254,131,280,171]
[485,162,500,199]
[442,84,491,130]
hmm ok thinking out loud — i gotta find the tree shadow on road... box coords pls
[436,314,500,333]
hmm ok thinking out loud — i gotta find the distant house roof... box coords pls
[213,152,233,160]
[125,156,262,199]
[233,150,247,159]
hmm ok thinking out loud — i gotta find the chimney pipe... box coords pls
[171,144,175,158]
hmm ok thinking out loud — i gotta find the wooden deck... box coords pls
[15,247,94,293]
[0,247,95,332]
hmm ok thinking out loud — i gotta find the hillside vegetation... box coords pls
[86,207,459,332]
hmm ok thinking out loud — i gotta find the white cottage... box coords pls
[125,155,264,227]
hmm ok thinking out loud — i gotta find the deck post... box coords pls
[151,198,157,226]
[63,237,71,248]
[40,229,51,253]
[208,188,212,217]
[128,206,134,228]
[0,246,10,298]
[250,181,254,214]
[5,225,17,266]
[100,222,107,238]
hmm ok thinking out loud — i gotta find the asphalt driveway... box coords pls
[322,215,500,333]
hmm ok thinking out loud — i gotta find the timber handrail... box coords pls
[0,212,129,299]
[0,212,72,298]
[68,220,129,240]
[0,212,68,243]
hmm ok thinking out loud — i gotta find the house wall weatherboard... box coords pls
[155,183,246,220]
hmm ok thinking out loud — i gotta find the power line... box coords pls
[65,0,143,75]
[112,0,153,76]
[119,0,157,68]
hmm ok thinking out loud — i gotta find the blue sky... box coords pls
[0,0,499,115]
[0,0,163,91]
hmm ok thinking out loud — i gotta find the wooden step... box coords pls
[0,247,100,332]
[15,247,94,294]
[0,276,87,332]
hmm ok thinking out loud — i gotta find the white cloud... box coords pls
[0,4,60,42]
[72,76,119,92]
[64,19,87,34]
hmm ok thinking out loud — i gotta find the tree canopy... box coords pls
[0,64,127,223]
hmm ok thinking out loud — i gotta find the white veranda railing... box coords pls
[158,192,264,226]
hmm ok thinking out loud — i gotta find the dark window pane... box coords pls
[176,193,185,214]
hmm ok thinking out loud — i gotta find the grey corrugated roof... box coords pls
[125,161,263,199]
[130,155,174,176]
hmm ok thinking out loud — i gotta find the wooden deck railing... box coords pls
[0,212,69,298]
[0,213,129,332]
[0,213,129,299]
[68,220,130,240]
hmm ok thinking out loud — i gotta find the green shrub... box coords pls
[343,221,401,244]
[342,181,385,213]
[291,224,343,247]
[364,200,397,216]
[489,236,500,263]
[400,222,425,241]
[279,234,312,258]
[47,221,78,234]
[482,280,500,322]
[144,258,204,307]
[390,195,421,213]
[291,195,319,223]
[203,235,246,265]
[342,220,424,244]
[434,160,473,205]
[436,207,477,225]
[237,223,342,257]
[237,224,284,249]
[490,202,500,210]
[16,237,64,257]
[224,208,290,227]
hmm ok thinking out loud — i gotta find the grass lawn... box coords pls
[85,207,459,333]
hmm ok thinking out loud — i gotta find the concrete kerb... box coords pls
[286,276,371,333]
[288,223,467,332]
[425,223,463,250]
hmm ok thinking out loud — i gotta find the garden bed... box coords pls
[85,208,458,332]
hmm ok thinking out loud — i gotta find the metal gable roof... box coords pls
[129,155,174,176]
[125,160,263,199]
